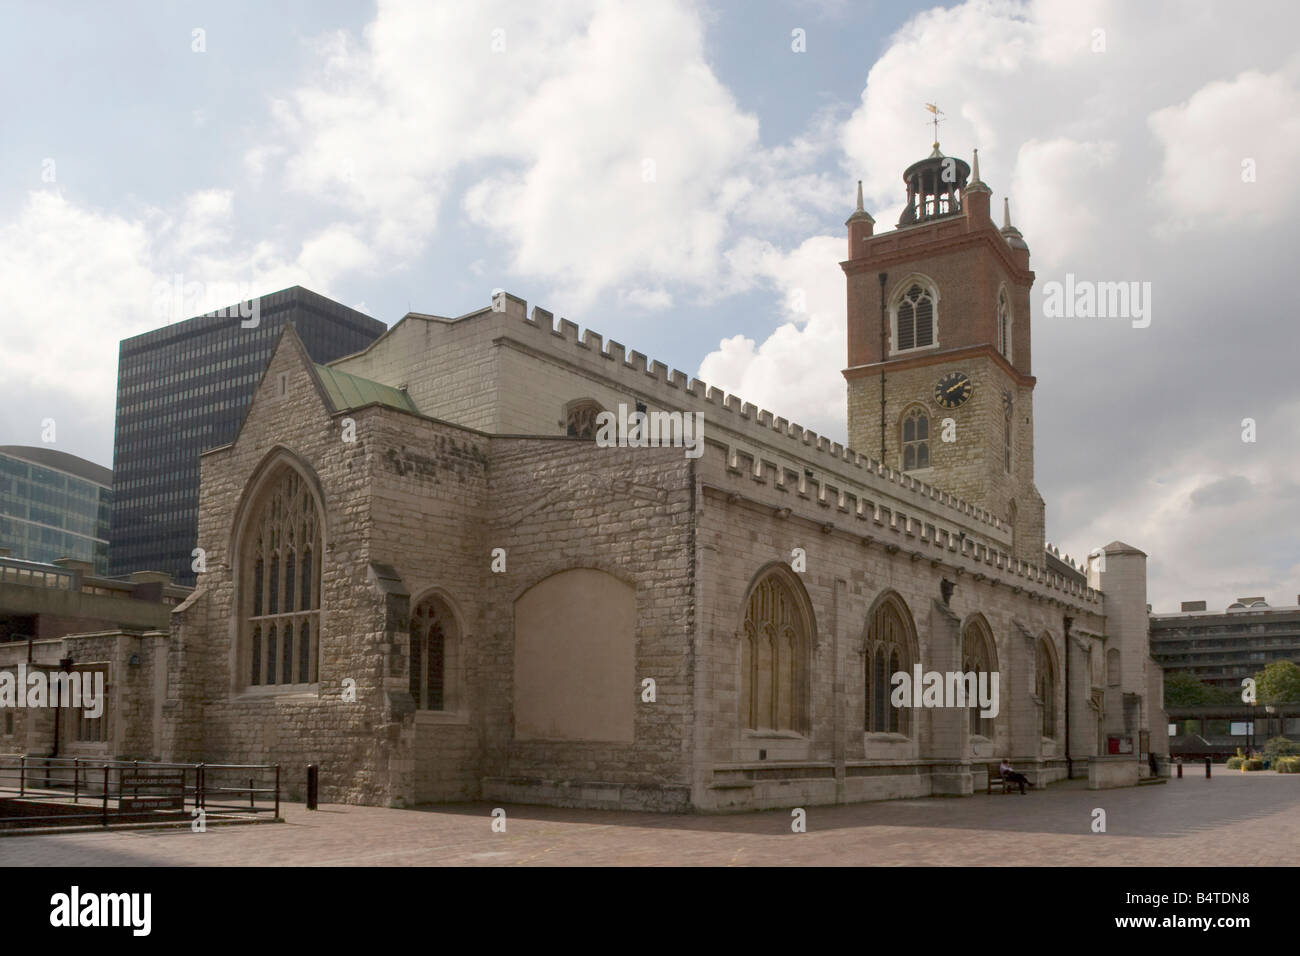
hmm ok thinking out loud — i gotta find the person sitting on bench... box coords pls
[999,758,1031,794]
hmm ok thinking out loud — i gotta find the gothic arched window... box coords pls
[961,617,998,739]
[741,568,812,734]
[410,593,461,711]
[864,593,916,735]
[565,399,605,439]
[242,466,321,689]
[901,406,929,472]
[1036,638,1057,739]
[894,283,936,352]
[997,287,1011,359]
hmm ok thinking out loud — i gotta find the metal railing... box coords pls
[0,754,280,829]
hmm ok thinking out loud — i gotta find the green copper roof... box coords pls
[313,364,419,413]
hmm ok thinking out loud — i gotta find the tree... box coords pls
[1254,660,1300,706]
[1164,671,1218,707]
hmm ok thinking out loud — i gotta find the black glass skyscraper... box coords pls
[108,286,385,584]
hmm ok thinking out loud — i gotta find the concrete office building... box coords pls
[1150,596,1300,690]
[108,287,386,585]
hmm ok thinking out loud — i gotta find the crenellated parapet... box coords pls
[506,292,1013,540]
[698,438,1103,610]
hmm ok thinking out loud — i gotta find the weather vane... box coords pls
[924,102,945,149]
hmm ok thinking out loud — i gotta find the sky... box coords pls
[0,0,1297,613]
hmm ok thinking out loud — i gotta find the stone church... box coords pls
[160,143,1167,810]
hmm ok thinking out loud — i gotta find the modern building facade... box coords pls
[0,446,112,574]
[1150,596,1300,690]
[108,287,386,585]
[0,553,188,756]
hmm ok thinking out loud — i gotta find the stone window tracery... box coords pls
[1037,639,1057,739]
[962,617,997,739]
[865,594,914,735]
[741,569,811,734]
[901,407,929,471]
[565,399,605,439]
[410,594,460,711]
[243,467,321,689]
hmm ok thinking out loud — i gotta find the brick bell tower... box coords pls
[841,142,1045,562]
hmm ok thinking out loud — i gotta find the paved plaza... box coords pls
[3,773,1297,866]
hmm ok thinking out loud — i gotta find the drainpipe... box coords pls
[1064,615,1073,780]
[51,657,74,758]
[878,272,887,463]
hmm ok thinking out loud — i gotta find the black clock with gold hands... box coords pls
[934,370,973,408]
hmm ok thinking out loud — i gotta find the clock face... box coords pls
[934,371,973,409]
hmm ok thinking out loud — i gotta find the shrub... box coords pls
[1243,757,1265,771]
[1263,736,1298,760]
[1275,756,1300,774]
[1226,756,1244,770]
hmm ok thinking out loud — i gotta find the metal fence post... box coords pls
[19,754,25,797]
[101,765,109,826]
[274,764,280,818]
[306,763,318,811]
[1205,756,1212,779]
[73,757,80,803]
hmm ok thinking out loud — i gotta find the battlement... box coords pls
[500,292,1011,541]
[699,440,1102,610]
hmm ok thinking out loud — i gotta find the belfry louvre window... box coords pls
[902,407,929,471]
[245,468,321,688]
[896,284,934,351]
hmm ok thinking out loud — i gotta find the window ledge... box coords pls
[742,729,807,741]
[234,683,320,700]
[863,732,911,743]
[890,342,940,357]
[414,710,470,726]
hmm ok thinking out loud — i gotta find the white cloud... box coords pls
[1148,65,1300,234]
[698,234,846,437]
[252,0,845,308]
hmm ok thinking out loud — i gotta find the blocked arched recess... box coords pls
[960,612,1000,741]
[738,561,816,736]
[512,567,637,743]
[1036,632,1062,742]
[407,586,469,714]
[862,589,921,736]
[225,446,330,693]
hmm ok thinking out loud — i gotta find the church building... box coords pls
[159,142,1168,810]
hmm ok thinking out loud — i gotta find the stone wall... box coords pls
[479,436,696,811]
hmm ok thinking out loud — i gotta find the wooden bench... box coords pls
[986,765,1015,794]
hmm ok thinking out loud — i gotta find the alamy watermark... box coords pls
[1041,273,1151,328]
[891,665,999,718]
[151,275,260,328]
[594,403,704,459]
[0,663,104,717]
